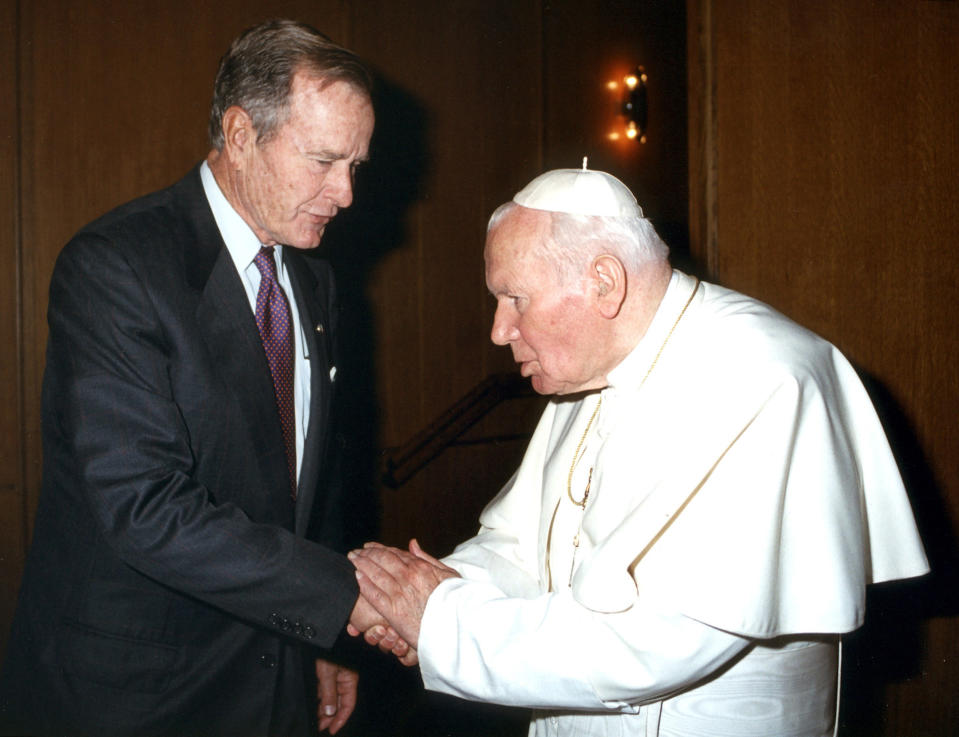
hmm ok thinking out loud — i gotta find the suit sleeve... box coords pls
[45,234,358,647]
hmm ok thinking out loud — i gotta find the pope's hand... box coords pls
[348,539,459,650]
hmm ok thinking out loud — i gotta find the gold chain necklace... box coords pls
[566,397,602,507]
[547,278,701,590]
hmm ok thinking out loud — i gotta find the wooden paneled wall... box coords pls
[0,0,22,657]
[689,1,959,735]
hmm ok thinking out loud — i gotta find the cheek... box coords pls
[250,159,282,208]
[520,318,562,358]
[290,170,327,208]
[257,156,314,212]
[529,305,573,343]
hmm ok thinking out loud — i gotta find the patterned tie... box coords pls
[253,246,297,497]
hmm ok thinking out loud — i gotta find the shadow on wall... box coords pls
[839,371,957,736]
[319,70,431,550]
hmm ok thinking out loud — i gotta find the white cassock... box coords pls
[418,270,929,737]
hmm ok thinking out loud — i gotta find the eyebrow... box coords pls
[305,150,370,164]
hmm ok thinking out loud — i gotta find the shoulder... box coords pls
[56,166,216,283]
[691,281,837,383]
[636,280,856,424]
[77,168,200,244]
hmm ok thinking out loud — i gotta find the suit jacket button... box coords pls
[280,617,292,632]
[304,624,316,639]
[260,653,277,669]
[268,613,280,627]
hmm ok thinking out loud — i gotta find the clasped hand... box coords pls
[346,539,459,666]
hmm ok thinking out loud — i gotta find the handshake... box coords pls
[346,539,459,666]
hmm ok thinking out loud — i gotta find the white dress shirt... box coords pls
[199,161,311,483]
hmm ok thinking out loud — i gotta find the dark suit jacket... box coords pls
[0,166,360,737]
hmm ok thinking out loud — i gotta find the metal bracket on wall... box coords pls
[381,373,538,488]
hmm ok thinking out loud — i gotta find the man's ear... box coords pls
[220,106,255,167]
[592,254,627,319]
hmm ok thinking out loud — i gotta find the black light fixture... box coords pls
[622,66,648,143]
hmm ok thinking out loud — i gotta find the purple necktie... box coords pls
[253,246,296,497]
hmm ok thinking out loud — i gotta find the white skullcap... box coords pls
[512,158,644,218]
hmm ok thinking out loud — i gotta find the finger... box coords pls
[354,545,418,570]
[349,550,400,581]
[377,626,398,650]
[328,705,351,734]
[409,538,458,575]
[408,538,441,565]
[315,660,338,732]
[398,648,419,667]
[363,624,386,646]
[346,623,360,637]
[391,637,410,658]
[352,559,404,607]
[328,670,359,735]
[354,567,393,611]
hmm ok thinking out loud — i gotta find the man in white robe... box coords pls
[349,166,929,736]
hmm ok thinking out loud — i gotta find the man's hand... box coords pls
[348,573,418,665]
[347,539,460,650]
[315,658,358,734]
[347,591,388,634]
[358,610,420,667]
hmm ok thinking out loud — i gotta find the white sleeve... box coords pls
[418,577,750,711]
[440,526,542,599]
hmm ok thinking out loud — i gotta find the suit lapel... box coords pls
[196,250,286,459]
[285,251,335,536]
[177,167,294,526]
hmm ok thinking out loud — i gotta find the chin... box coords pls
[286,233,324,250]
[529,376,557,396]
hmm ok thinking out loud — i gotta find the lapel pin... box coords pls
[315,323,324,334]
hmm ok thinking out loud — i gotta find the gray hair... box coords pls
[209,19,372,150]
[487,202,669,283]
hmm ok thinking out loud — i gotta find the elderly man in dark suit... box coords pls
[0,19,392,737]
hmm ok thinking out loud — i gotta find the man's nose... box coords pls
[325,162,355,209]
[490,304,517,346]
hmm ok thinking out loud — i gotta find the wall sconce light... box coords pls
[623,67,648,143]
[608,66,648,143]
